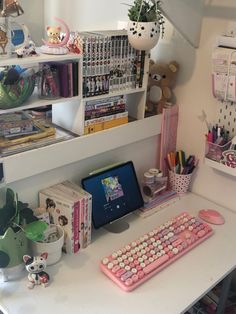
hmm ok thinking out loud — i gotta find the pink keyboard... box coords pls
[100,211,213,291]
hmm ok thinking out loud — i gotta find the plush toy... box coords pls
[46,26,61,45]
[146,60,179,115]
[41,17,70,55]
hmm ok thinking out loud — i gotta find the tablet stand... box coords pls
[103,219,130,233]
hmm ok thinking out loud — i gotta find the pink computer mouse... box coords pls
[198,209,225,225]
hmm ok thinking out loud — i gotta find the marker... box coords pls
[207,130,213,143]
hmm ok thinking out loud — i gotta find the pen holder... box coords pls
[168,170,192,194]
[205,140,231,162]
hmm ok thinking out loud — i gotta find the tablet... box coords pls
[81,161,144,229]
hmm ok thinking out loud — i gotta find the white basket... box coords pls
[29,225,64,266]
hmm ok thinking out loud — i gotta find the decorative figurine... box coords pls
[14,24,37,58]
[23,252,50,289]
[67,31,83,55]
[1,0,24,17]
[41,17,70,55]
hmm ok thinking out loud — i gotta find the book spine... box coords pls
[68,62,73,97]
[87,195,92,245]
[84,116,128,134]
[73,201,80,253]
[83,196,89,248]
[72,61,78,96]
[139,50,145,88]
[58,63,69,97]
[79,197,85,248]
[61,181,92,247]
[135,50,141,89]
[84,111,128,127]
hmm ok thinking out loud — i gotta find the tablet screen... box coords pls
[81,161,143,229]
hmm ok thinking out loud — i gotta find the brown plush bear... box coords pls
[146,60,179,115]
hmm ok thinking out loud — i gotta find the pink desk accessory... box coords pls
[100,211,213,291]
[199,209,225,225]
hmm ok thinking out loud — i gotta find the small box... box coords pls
[0,112,34,137]
[205,140,231,162]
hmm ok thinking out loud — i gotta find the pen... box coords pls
[207,130,213,143]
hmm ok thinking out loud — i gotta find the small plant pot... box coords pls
[127,21,160,51]
[0,227,28,282]
[29,225,64,266]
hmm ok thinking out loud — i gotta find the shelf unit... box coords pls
[0,38,162,185]
[1,114,161,184]
[205,158,236,177]
[205,96,236,176]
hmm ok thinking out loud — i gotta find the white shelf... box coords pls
[83,87,146,101]
[0,93,81,114]
[0,51,81,67]
[205,157,236,176]
[0,115,162,184]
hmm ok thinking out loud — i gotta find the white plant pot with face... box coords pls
[29,225,64,266]
[127,21,160,51]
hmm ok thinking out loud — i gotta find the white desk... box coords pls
[1,193,236,314]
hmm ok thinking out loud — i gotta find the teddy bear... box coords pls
[146,60,179,115]
[46,25,61,45]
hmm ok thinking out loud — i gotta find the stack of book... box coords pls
[39,180,92,254]
[0,112,77,157]
[39,61,80,99]
[79,30,145,98]
[84,95,128,134]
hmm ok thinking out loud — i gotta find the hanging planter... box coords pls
[125,0,165,51]
[127,20,160,51]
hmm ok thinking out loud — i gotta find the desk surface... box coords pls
[1,193,236,314]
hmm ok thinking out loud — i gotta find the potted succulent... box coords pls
[125,0,165,50]
[0,188,47,281]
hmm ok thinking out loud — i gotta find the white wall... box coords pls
[16,0,44,45]
[151,0,236,210]
[44,0,130,31]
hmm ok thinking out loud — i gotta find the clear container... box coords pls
[142,176,167,200]
[205,140,231,162]
[38,64,60,99]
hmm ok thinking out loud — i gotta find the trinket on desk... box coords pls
[23,252,50,289]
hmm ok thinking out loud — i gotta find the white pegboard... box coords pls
[216,100,236,137]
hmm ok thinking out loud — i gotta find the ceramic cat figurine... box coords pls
[23,252,50,289]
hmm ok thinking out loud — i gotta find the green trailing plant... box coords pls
[124,0,165,37]
[0,188,47,241]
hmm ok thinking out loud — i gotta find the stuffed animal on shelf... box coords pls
[146,60,179,115]
[23,252,50,289]
[41,17,70,55]
[46,26,61,45]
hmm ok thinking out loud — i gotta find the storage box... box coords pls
[205,140,231,162]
